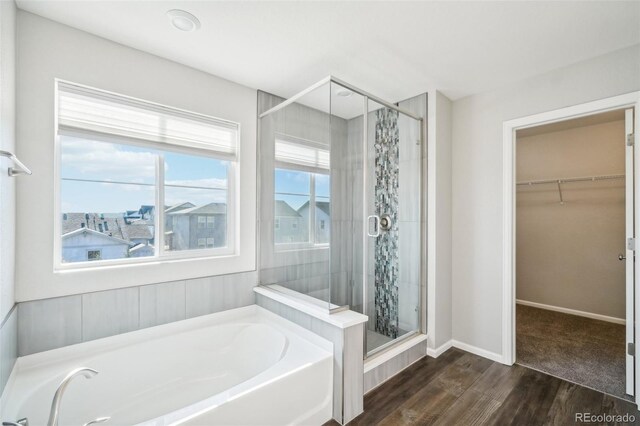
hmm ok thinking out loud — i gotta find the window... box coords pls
[87,250,102,261]
[273,136,330,247]
[57,81,238,267]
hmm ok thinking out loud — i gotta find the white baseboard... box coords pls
[516,299,625,325]
[426,339,453,358]
[452,340,504,364]
[427,338,505,364]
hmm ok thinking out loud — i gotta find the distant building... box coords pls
[61,202,231,261]
[129,243,154,258]
[138,205,155,221]
[166,203,227,250]
[274,200,304,243]
[61,212,154,262]
[297,200,330,244]
[62,228,131,262]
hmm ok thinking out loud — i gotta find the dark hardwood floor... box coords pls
[326,348,639,425]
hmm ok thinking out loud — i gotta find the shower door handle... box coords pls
[367,215,380,237]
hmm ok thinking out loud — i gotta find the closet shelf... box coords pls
[516,174,624,205]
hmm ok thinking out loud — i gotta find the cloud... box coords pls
[61,137,156,183]
[61,136,229,208]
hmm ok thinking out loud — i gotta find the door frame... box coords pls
[501,92,640,402]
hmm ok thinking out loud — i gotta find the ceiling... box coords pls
[16,1,640,103]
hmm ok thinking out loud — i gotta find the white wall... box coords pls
[517,120,626,320]
[15,11,257,301]
[427,91,453,350]
[0,0,16,320]
[452,44,640,357]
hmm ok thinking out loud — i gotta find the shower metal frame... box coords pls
[259,76,426,357]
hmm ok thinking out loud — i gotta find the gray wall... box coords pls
[516,119,626,319]
[10,11,261,362]
[17,271,256,356]
[15,10,257,300]
[0,0,17,396]
[452,44,640,356]
[429,92,453,350]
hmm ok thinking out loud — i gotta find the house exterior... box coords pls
[274,200,304,243]
[61,212,154,262]
[297,200,330,244]
[129,243,154,258]
[166,203,227,250]
[61,228,131,263]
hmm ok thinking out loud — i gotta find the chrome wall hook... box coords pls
[0,150,32,177]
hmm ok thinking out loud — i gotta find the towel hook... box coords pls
[0,150,32,177]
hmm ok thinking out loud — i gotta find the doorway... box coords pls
[515,110,628,398]
[502,92,640,405]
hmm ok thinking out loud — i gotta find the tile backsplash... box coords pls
[17,271,257,356]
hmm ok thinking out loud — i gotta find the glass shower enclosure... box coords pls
[258,76,423,356]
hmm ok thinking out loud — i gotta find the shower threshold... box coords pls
[366,329,422,359]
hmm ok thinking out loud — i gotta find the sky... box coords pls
[274,169,329,210]
[61,135,227,213]
[60,135,330,214]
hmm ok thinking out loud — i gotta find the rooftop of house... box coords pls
[61,227,132,246]
[167,202,226,215]
[297,200,330,216]
[62,212,153,241]
[164,202,196,214]
[275,200,301,218]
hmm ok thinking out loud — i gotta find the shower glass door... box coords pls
[363,99,422,355]
[259,76,424,356]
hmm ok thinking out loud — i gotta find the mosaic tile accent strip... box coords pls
[374,108,399,338]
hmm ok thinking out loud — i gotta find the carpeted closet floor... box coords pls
[516,304,628,400]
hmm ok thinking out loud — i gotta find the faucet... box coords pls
[3,420,28,426]
[82,418,110,426]
[47,367,102,426]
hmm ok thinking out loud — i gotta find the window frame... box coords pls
[53,81,239,271]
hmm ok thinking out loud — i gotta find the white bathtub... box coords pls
[2,305,333,426]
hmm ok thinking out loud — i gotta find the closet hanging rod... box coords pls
[0,150,32,177]
[516,174,624,186]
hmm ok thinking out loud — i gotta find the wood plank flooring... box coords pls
[326,348,639,425]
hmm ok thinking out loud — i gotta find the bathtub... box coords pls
[2,305,333,426]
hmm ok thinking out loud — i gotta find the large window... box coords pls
[56,81,238,267]
[273,136,330,247]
